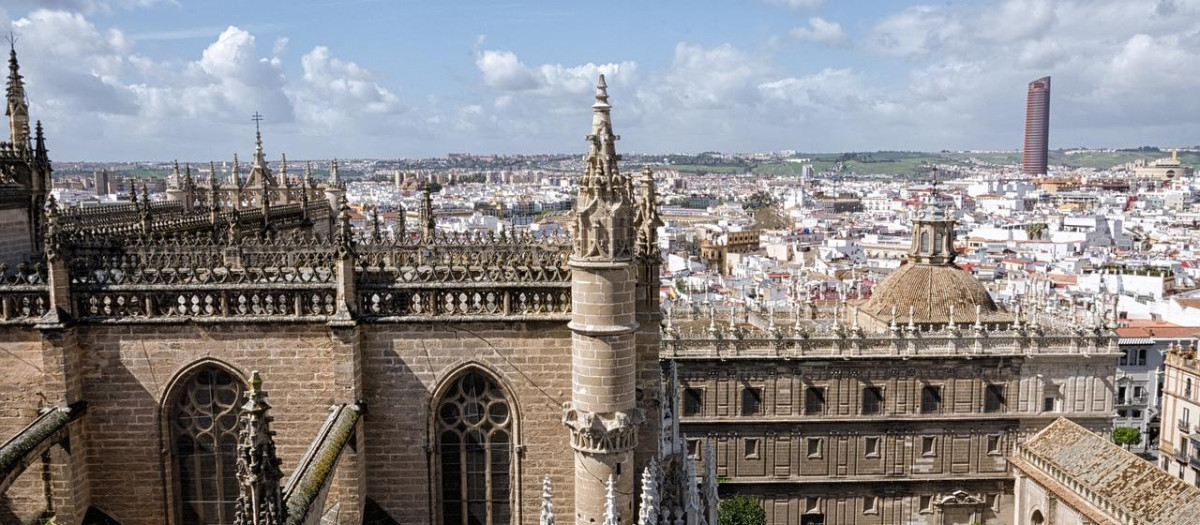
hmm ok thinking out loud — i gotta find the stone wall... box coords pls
[75,323,345,525]
[0,208,31,268]
[361,322,575,524]
[0,328,51,524]
[752,489,1010,525]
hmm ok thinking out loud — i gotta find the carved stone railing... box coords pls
[354,231,574,321]
[0,261,49,324]
[59,200,333,239]
[661,325,1119,359]
[0,226,577,323]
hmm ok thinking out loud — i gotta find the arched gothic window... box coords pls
[437,370,513,525]
[920,231,930,253]
[168,366,246,525]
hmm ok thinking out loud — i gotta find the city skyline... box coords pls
[1,0,1198,161]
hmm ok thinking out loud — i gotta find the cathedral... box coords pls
[0,44,1138,525]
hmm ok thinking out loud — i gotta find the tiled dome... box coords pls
[858,262,1009,325]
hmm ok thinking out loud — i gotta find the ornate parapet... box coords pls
[0,260,48,323]
[562,405,644,454]
[355,230,574,321]
[0,225,579,324]
[662,323,1120,360]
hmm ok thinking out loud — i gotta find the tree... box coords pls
[718,494,766,525]
[1112,427,1142,449]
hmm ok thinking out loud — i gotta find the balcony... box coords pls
[1181,420,1192,434]
[1190,454,1200,471]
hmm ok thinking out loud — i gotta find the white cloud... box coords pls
[789,17,849,47]
[476,50,539,91]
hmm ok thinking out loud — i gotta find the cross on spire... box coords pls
[251,111,264,131]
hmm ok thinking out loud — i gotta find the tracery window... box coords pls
[169,366,245,525]
[437,370,513,525]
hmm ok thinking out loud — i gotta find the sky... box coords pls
[1,0,1198,161]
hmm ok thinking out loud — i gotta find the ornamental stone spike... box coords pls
[233,371,285,525]
[603,474,620,525]
[540,475,556,525]
[638,459,661,525]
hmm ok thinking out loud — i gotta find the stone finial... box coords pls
[540,475,556,525]
[232,153,241,187]
[638,459,662,525]
[278,153,289,187]
[603,474,619,525]
[419,181,436,242]
[395,201,406,237]
[233,371,285,525]
[634,166,663,260]
[685,455,702,525]
[370,206,382,243]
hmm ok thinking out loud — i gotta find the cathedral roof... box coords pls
[858,262,1008,324]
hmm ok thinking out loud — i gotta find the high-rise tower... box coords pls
[1022,76,1050,175]
[563,74,642,524]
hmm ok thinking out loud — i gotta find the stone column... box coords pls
[565,261,640,524]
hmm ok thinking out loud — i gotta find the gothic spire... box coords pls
[573,74,634,262]
[233,371,285,525]
[6,42,29,147]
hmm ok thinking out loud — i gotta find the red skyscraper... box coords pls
[1022,76,1050,175]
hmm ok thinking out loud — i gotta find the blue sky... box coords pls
[2,0,1198,160]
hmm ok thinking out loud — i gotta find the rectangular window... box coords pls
[986,493,999,511]
[919,495,933,513]
[1134,385,1145,399]
[863,496,878,515]
[807,437,823,458]
[741,387,763,416]
[805,387,826,415]
[920,386,942,414]
[744,438,761,459]
[987,434,1001,455]
[1133,409,1143,418]
[1138,349,1148,366]
[1119,349,1129,366]
[1118,409,1127,418]
[1043,396,1057,413]
[1180,438,1188,458]
[804,497,821,514]
[865,436,880,458]
[683,388,704,417]
[861,386,883,415]
[687,438,700,458]
[1118,385,1127,403]
[921,436,936,457]
[1187,378,1193,399]
[984,384,1006,413]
